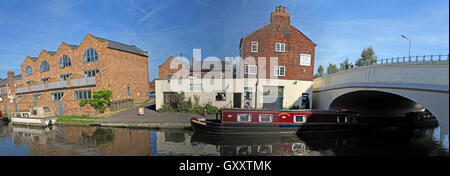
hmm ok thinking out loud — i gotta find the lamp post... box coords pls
[401,34,411,59]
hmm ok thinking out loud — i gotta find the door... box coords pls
[263,86,284,109]
[58,101,64,115]
[13,98,17,112]
[233,93,242,108]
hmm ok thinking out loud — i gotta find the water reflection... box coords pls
[0,123,448,156]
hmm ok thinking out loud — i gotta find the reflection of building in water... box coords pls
[11,126,152,156]
[154,130,218,156]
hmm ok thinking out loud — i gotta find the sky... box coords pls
[0,0,448,81]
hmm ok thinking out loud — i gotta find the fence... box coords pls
[109,98,134,112]
[318,54,449,77]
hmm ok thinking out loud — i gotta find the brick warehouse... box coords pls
[1,33,150,116]
[155,5,316,110]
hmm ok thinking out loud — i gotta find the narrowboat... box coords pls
[10,106,57,127]
[190,108,367,135]
[0,110,8,123]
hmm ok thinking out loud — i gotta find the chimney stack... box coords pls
[270,5,290,24]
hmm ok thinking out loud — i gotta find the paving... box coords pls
[93,100,217,128]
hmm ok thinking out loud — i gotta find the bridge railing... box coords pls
[317,54,449,78]
[376,54,449,65]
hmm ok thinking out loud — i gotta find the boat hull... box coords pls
[191,119,364,135]
[11,117,57,127]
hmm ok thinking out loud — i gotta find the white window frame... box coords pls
[300,54,311,66]
[237,114,252,122]
[259,114,273,122]
[275,43,285,52]
[245,65,257,75]
[274,66,285,76]
[294,115,307,123]
[251,41,258,52]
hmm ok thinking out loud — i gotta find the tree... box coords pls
[339,57,351,71]
[356,46,377,66]
[317,65,324,77]
[327,63,338,75]
[79,89,113,113]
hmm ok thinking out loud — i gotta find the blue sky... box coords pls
[0,0,448,81]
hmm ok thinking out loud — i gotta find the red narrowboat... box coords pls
[190,109,367,135]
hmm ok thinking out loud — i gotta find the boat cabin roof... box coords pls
[220,108,350,114]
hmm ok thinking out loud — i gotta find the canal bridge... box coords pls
[312,55,449,139]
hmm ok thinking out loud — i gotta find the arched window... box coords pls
[40,61,50,72]
[59,55,71,68]
[25,66,33,76]
[83,48,98,63]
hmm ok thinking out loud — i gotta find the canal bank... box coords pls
[90,102,214,129]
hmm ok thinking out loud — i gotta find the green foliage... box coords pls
[78,89,113,113]
[82,128,115,145]
[356,46,377,66]
[317,65,324,77]
[204,103,219,114]
[158,92,220,116]
[339,57,351,71]
[327,63,339,75]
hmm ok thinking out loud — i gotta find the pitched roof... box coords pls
[67,44,79,49]
[46,51,56,56]
[93,36,148,57]
[29,57,38,62]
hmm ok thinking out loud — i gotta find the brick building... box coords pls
[156,6,316,110]
[2,33,150,115]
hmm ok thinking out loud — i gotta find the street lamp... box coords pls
[401,34,411,59]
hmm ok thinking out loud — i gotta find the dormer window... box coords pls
[83,48,98,63]
[251,41,258,52]
[40,61,50,72]
[275,43,285,52]
[25,66,33,76]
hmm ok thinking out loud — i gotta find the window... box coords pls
[127,86,130,96]
[251,41,258,52]
[25,66,33,76]
[237,114,252,122]
[26,81,33,85]
[40,61,50,72]
[259,114,273,122]
[43,107,51,112]
[337,116,348,123]
[83,48,98,63]
[245,65,257,75]
[294,115,307,123]
[244,87,252,101]
[215,91,226,101]
[300,54,311,66]
[84,69,99,77]
[32,94,41,102]
[51,92,64,101]
[59,55,72,68]
[60,73,72,81]
[74,90,92,100]
[189,84,203,90]
[275,43,285,52]
[41,77,50,84]
[163,92,177,103]
[167,75,175,80]
[274,66,285,76]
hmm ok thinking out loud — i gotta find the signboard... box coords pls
[300,54,311,66]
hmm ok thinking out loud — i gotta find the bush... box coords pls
[157,92,220,116]
[205,103,219,114]
[78,89,112,113]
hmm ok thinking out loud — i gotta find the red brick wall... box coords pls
[240,7,316,81]
[12,34,149,115]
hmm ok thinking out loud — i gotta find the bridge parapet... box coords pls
[314,60,449,91]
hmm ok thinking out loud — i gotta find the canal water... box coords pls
[0,123,448,156]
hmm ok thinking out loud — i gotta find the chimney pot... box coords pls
[283,7,286,12]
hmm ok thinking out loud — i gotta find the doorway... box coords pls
[233,93,242,108]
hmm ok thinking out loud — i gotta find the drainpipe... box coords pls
[255,79,259,109]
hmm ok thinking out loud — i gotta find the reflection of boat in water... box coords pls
[10,107,57,127]
[10,125,58,144]
[190,132,313,156]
